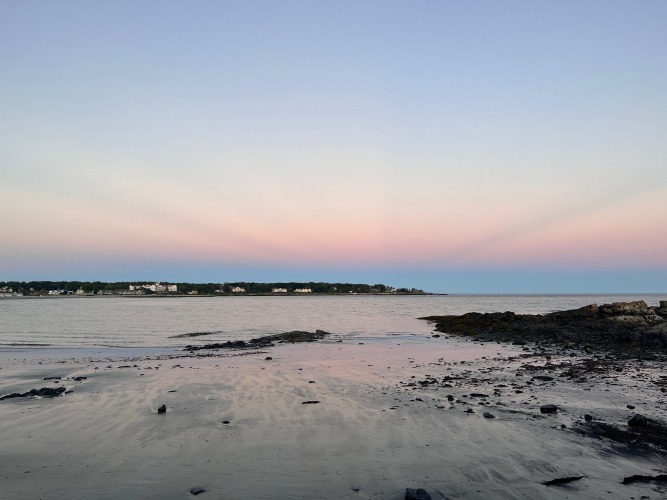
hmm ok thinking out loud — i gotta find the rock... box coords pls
[405,487,432,500]
[540,404,558,414]
[190,486,206,495]
[483,412,496,419]
[543,476,586,486]
[222,420,230,424]
[302,401,320,405]
[627,404,635,409]
[447,395,455,402]
[265,357,272,360]
[1,386,68,401]
[420,300,667,353]
[72,376,87,381]
[532,375,554,381]
[584,414,593,421]
[43,376,61,380]
[628,414,648,427]
[157,405,167,414]
[622,473,667,485]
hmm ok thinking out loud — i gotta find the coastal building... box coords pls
[272,288,288,293]
[294,288,312,293]
[129,283,177,293]
[187,290,198,295]
[0,286,12,293]
[231,287,246,293]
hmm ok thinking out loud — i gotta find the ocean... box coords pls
[1,294,664,357]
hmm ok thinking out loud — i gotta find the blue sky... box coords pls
[1,1,666,292]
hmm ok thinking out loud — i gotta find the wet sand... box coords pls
[1,337,666,499]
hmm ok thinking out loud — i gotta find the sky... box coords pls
[1,1,666,293]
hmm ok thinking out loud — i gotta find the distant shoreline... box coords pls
[0,292,445,300]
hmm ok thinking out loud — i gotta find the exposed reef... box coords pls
[421,300,667,353]
[184,330,331,351]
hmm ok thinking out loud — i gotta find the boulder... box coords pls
[405,488,432,500]
[628,414,648,427]
[540,404,558,414]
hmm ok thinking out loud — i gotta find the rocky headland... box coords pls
[421,300,667,354]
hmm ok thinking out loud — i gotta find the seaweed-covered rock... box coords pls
[421,301,667,353]
[185,330,331,351]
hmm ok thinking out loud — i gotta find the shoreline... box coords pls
[1,333,666,499]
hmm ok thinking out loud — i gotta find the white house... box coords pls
[129,282,177,293]
[272,288,288,293]
[231,287,246,293]
[294,288,312,293]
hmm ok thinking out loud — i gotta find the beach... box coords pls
[1,333,666,499]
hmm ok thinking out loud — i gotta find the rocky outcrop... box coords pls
[185,330,331,351]
[1,386,67,400]
[421,301,667,353]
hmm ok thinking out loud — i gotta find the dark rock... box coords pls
[190,486,206,495]
[575,418,667,454]
[627,404,635,409]
[446,395,455,401]
[540,404,558,414]
[469,393,489,398]
[157,405,167,414]
[405,487,432,500]
[622,474,667,484]
[72,376,87,381]
[185,330,331,351]
[302,400,320,405]
[532,375,554,381]
[543,476,586,486]
[1,386,67,401]
[584,414,593,421]
[265,357,272,360]
[483,412,496,419]
[420,300,667,353]
[222,420,230,424]
[628,414,648,427]
[43,376,61,380]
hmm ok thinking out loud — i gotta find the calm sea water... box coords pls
[1,294,664,354]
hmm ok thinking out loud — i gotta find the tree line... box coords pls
[0,281,425,295]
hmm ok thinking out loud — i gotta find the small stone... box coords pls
[483,412,496,419]
[190,487,206,495]
[627,404,635,410]
[302,400,320,404]
[265,357,272,360]
[628,414,648,427]
[447,395,454,402]
[540,404,558,414]
[157,405,166,414]
[222,420,230,424]
[584,414,593,421]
